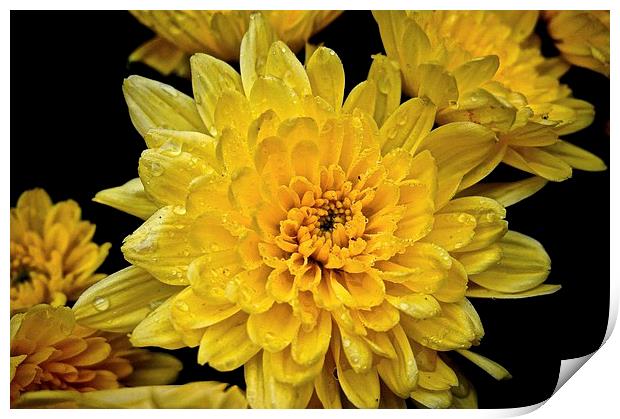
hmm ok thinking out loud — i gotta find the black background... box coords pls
[10,11,610,408]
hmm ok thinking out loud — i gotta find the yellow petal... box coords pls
[332,330,380,409]
[247,303,301,352]
[544,140,607,171]
[170,287,239,331]
[129,36,187,76]
[417,63,459,110]
[377,325,418,398]
[421,212,476,251]
[357,301,400,332]
[291,310,331,366]
[190,53,244,136]
[198,312,261,371]
[466,283,561,299]
[343,80,377,116]
[457,176,548,207]
[417,356,458,391]
[386,292,442,320]
[367,54,401,126]
[14,382,248,408]
[138,148,212,207]
[456,349,511,380]
[417,122,498,207]
[503,146,572,181]
[122,206,198,286]
[72,266,181,333]
[440,197,507,253]
[454,244,503,275]
[123,352,182,387]
[240,12,278,96]
[93,178,158,220]
[265,41,311,97]
[469,231,551,293]
[452,56,499,94]
[130,297,187,350]
[380,97,436,154]
[314,353,342,408]
[244,353,314,408]
[306,46,345,111]
[338,326,374,374]
[433,258,468,303]
[266,346,324,385]
[249,76,301,120]
[437,88,517,132]
[400,300,483,351]
[123,75,205,137]
[411,388,453,408]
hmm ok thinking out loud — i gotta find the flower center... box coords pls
[273,165,376,273]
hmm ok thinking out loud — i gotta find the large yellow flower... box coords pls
[130,10,342,76]
[10,305,182,405]
[80,14,556,408]
[373,11,606,182]
[544,10,610,77]
[10,189,111,312]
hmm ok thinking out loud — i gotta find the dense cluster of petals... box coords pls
[130,10,341,75]
[373,11,606,183]
[10,305,181,405]
[10,189,110,312]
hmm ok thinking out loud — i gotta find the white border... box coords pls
[3,1,617,417]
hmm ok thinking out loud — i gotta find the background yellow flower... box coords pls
[544,10,610,77]
[10,189,111,312]
[130,10,342,75]
[10,305,181,405]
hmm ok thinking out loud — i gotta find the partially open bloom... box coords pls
[10,189,111,312]
[10,305,182,405]
[373,11,606,182]
[130,10,341,76]
[13,381,248,409]
[84,14,556,408]
[544,10,610,77]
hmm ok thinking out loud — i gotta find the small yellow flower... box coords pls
[10,305,182,405]
[13,381,248,409]
[10,189,111,312]
[130,10,342,76]
[82,14,556,408]
[544,10,610,77]
[373,11,606,182]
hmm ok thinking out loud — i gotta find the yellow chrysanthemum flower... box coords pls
[80,14,556,408]
[13,381,248,409]
[10,305,182,405]
[544,10,610,77]
[10,189,111,312]
[373,11,606,182]
[130,10,342,76]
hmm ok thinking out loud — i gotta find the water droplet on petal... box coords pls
[173,206,187,215]
[160,139,182,156]
[176,301,189,312]
[93,297,110,312]
[150,161,164,176]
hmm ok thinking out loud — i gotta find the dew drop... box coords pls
[160,139,182,156]
[93,297,110,312]
[176,301,189,312]
[150,162,164,177]
[342,338,351,348]
[173,206,187,215]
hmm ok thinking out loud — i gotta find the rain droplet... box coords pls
[173,206,187,215]
[150,162,164,176]
[342,338,351,348]
[176,301,189,312]
[160,139,182,156]
[93,297,110,312]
